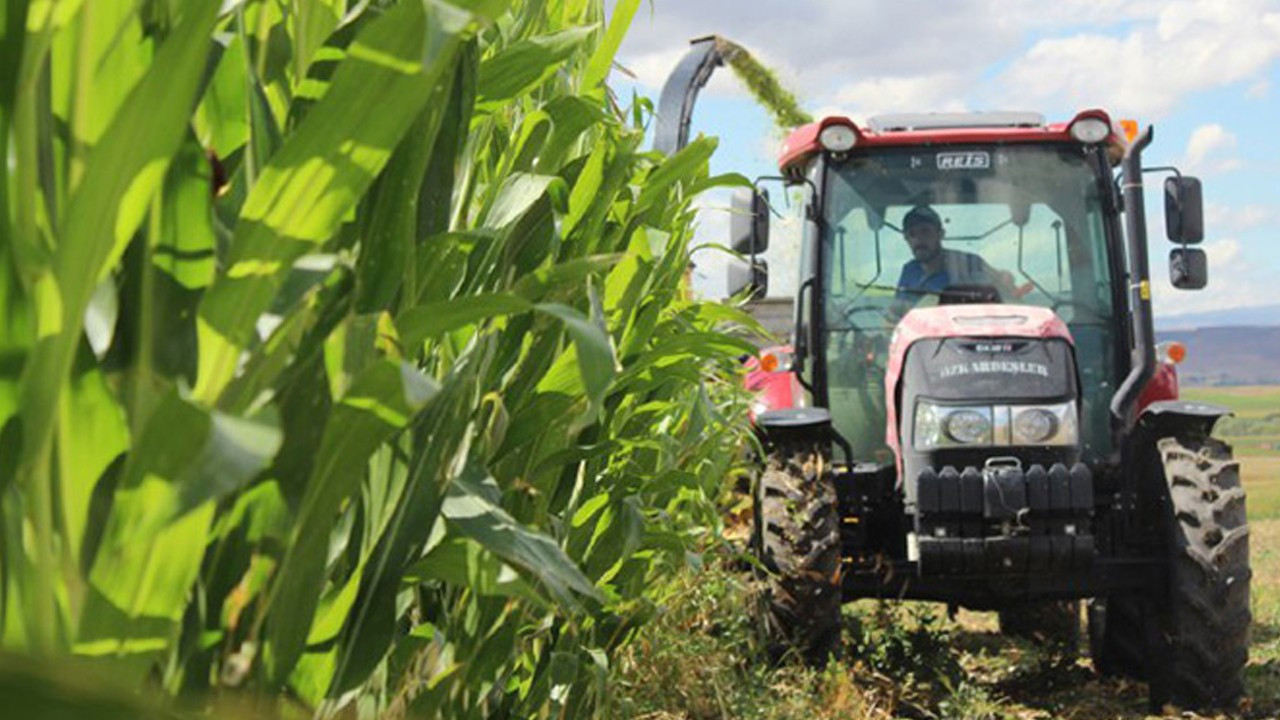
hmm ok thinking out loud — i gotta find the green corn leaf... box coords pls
[581,0,638,93]
[537,95,605,171]
[442,471,600,607]
[403,537,545,606]
[265,360,439,687]
[636,136,718,213]
[513,254,622,302]
[194,0,479,404]
[689,171,753,195]
[216,263,353,416]
[290,0,341,86]
[416,41,477,245]
[15,0,219,491]
[56,361,128,571]
[324,371,481,698]
[0,245,32,469]
[354,73,456,313]
[0,5,29,120]
[475,26,595,106]
[155,138,217,289]
[563,135,606,235]
[193,34,250,158]
[482,172,565,229]
[536,294,618,411]
[396,292,533,350]
[77,391,279,658]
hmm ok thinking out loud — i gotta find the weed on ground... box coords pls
[615,517,1280,720]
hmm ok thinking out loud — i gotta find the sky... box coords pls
[607,0,1280,321]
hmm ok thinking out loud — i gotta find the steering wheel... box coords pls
[938,283,1003,305]
[838,302,898,331]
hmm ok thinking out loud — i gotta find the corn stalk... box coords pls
[0,0,763,716]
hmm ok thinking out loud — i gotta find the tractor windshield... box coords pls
[821,143,1119,464]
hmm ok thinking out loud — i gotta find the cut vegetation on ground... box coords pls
[617,385,1280,720]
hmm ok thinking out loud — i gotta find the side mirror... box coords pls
[726,256,768,299]
[1169,248,1207,290]
[730,187,770,254]
[1164,176,1204,243]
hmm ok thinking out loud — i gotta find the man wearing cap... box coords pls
[894,205,1015,302]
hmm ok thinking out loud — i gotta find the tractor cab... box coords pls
[734,110,1206,473]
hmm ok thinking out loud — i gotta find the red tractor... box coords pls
[657,40,1250,713]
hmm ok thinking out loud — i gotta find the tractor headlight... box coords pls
[914,401,1078,450]
[1010,402,1078,446]
[945,409,993,444]
[914,404,993,449]
[1069,117,1111,144]
[818,123,858,152]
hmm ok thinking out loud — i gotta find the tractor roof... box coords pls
[778,109,1129,176]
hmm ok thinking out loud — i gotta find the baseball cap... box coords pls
[903,205,942,230]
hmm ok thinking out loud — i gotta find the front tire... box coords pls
[1089,435,1251,711]
[754,442,842,664]
[1152,435,1251,709]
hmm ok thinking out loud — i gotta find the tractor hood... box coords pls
[885,305,1076,470]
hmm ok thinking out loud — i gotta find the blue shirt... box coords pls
[895,250,991,300]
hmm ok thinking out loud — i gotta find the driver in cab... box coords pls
[894,205,1018,306]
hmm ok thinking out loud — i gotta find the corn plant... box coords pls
[0,0,761,716]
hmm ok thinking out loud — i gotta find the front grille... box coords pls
[911,462,1095,575]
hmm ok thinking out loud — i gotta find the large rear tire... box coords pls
[1089,435,1250,711]
[754,443,842,664]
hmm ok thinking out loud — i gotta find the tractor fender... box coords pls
[1136,362,1179,413]
[1137,399,1232,439]
[755,408,833,447]
[744,345,802,420]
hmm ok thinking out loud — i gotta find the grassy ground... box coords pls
[615,530,1280,720]
[615,387,1280,719]
[1182,386,1280,419]
[1184,386,1280,459]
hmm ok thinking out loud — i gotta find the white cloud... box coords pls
[831,73,971,120]
[1204,237,1242,266]
[1204,203,1278,234]
[1246,79,1270,99]
[616,1,1040,102]
[1151,238,1276,317]
[1182,124,1241,175]
[614,0,1280,121]
[615,45,691,92]
[994,0,1280,117]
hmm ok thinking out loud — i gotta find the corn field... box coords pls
[0,0,760,716]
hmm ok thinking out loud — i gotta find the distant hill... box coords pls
[1157,326,1280,386]
[743,299,1279,385]
[1157,304,1280,331]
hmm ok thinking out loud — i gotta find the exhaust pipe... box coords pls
[1109,126,1156,430]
